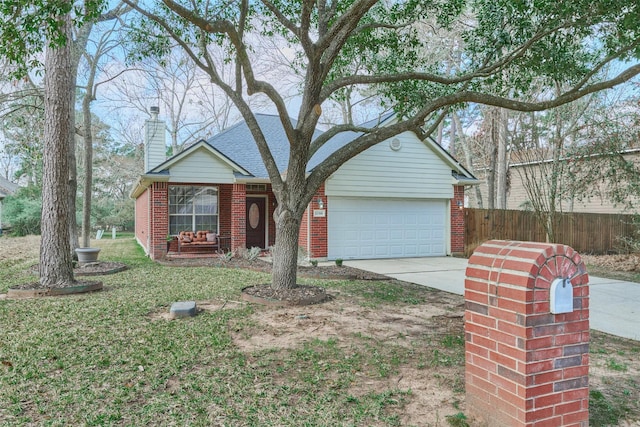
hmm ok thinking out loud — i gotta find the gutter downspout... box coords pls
[307,203,311,259]
[447,199,452,256]
[147,189,151,255]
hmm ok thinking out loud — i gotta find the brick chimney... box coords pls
[144,106,166,172]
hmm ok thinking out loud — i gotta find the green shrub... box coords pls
[92,198,135,231]
[243,246,262,261]
[2,187,42,236]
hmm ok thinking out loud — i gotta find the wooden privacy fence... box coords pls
[464,209,637,257]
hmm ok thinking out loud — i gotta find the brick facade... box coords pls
[219,184,232,247]
[465,240,589,427]
[141,182,281,259]
[300,185,328,259]
[451,185,465,254]
[149,182,169,260]
[134,188,150,251]
[140,181,467,260]
[230,183,246,252]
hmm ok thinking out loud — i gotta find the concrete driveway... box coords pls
[345,257,640,341]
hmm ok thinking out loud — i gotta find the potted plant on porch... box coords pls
[166,235,175,252]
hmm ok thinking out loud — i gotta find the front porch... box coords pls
[136,179,331,261]
[139,182,278,260]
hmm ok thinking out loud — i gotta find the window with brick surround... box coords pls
[169,186,218,235]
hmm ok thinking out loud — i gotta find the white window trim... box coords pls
[168,185,220,235]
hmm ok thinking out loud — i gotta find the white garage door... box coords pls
[328,197,447,260]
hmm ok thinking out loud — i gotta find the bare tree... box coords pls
[78,21,125,247]
[68,2,132,256]
[103,46,245,154]
[495,108,509,209]
[511,84,594,241]
[452,111,483,208]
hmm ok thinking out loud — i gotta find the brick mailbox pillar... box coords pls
[465,240,589,427]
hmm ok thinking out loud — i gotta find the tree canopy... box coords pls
[0,0,106,77]
[4,0,640,290]
[119,0,640,289]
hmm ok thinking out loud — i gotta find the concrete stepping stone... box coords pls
[169,301,197,319]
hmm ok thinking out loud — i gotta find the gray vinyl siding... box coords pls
[325,132,453,199]
[168,148,236,184]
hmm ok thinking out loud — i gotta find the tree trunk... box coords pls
[81,85,94,248]
[40,13,75,287]
[171,128,179,156]
[270,206,302,290]
[67,35,85,259]
[453,112,483,208]
[436,120,444,146]
[546,109,564,243]
[69,22,96,256]
[487,109,498,210]
[67,69,79,258]
[449,114,456,155]
[496,108,509,209]
[68,105,79,257]
[530,112,540,148]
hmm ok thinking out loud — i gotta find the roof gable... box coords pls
[150,139,250,176]
[326,128,456,198]
[165,113,476,182]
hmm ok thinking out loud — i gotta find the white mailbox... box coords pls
[550,278,574,314]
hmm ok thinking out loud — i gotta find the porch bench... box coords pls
[177,231,220,254]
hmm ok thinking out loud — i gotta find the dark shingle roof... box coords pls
[204,114,295,178]
[0,176,19,198]
[204,113,393,178]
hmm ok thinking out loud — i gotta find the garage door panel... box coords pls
[361,216,375,226]
[328,197,447,260]
[389,247,405,257]
[344,230,359,241]
[414,229,429,239]
[360,230,376,242]
[390,215,404,225]
[359,247,374,257]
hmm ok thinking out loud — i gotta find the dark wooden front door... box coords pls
[246,197,266,249]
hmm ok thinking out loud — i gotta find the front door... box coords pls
[246,197,266,249]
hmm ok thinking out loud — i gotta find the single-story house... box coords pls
[0,175,19,234]
[130,111,478,260]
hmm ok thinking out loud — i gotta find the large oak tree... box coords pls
[123,0,640,290]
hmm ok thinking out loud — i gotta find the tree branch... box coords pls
[307,61,640,190]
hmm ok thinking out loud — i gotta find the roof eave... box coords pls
[422,137,477,180]
[234,176,272,184]
[129,173,170,199]
[452,176,480,186]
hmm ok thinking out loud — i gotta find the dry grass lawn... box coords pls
[0,235,638,426]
